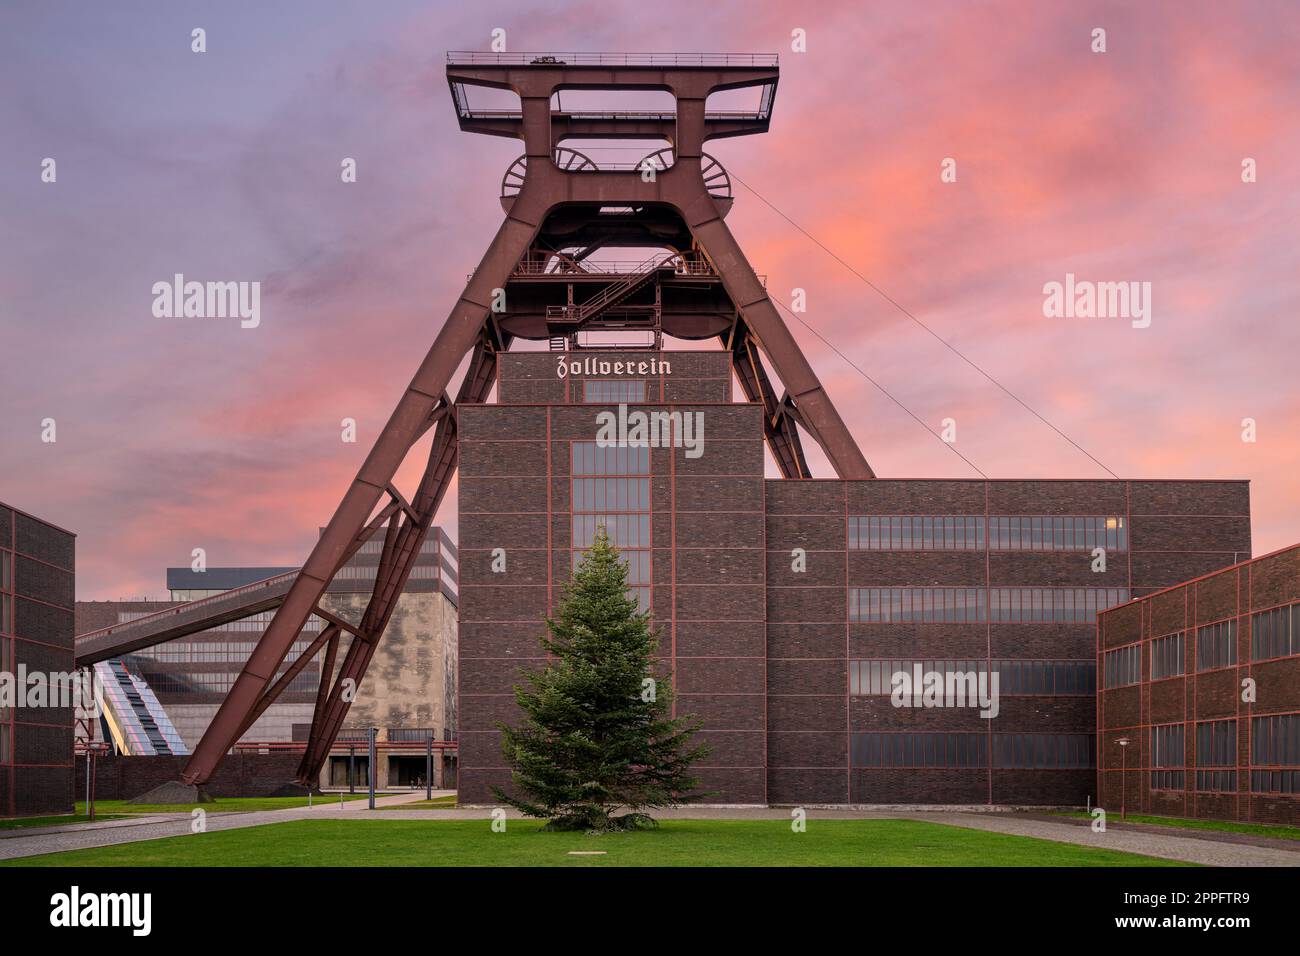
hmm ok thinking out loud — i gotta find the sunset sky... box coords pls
[3,0,1298,600]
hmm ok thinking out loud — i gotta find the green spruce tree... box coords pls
[494,527,708,832]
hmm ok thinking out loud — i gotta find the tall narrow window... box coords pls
[1150,632,1185,679]
[1195,719,1237,792]
[571,441,651,612]
[1251,714,1300,794]
[1196,620,1237,671]
[1150,723,1186,790]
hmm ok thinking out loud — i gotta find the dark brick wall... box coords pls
[75,752,305,801]
[3,503,75,818]
[459,352,763,804]
[454,352,1255,808]
[766,478,1247,806]
[1098,544,1299,825]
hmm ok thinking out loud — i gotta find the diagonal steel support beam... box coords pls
[180,211,537,788]
[689,213,875,479]
[235,622,340,740]
[727,318,810,478]
[293,335,505,784]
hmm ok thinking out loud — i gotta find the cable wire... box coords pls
[730,171,1120,479]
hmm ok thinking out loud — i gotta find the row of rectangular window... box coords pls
[849,659,1095,696]
[582,380,647,403]
[1197,770,1237,792]
[139,670,319,695]
[1252,603,1300,661]
[1104,644,1142,688]
[1113,613,1299,687]
[0,551,10,591]
[129,639,320,664]
[572,477,651,512]
[1130,607,1300,685]
[571,442,650,476]
[848,587,1130,624]
[1252,714,1300,767]
[990,587,1129,623]
[849,587,985,623]
[848,515,1127,551]
[120,609,326,631]
[1252,770,1300,794]
[1147,716,1300,794]
[1197,620,1237,670]
[570,549,651,586]
[572,514,652,549]
[850,732,1094,769]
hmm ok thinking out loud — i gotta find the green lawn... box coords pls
[378,794,458,810]
[1053,810,1300,841]
[72,795,370,816]
[1,818,1188,867]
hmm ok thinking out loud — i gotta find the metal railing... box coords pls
[512,255,715,277]
[456,107,766,122]
[387,727,438,742]
[233,739,457,752]
[447,52,778,67]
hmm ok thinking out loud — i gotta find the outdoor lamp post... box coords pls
[1116,736,1131,820]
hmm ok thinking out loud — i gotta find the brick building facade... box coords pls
[455,349,1251,806]
[0,502,76,817]
[1098,545,1300,824]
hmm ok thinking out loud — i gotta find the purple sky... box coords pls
[2,0,1298,599]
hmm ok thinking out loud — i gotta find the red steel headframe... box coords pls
[179,53,872,788]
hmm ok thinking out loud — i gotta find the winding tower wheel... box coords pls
[639,149,733,215]
[500,147,597,212]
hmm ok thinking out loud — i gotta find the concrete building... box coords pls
[0,501,76,817]
[1098,545,1300,824]
[456,349,1251,806]
[74,526,458,788]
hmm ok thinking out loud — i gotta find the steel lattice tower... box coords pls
[178,51,873,789]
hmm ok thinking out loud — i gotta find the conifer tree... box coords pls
[494,527,708,832]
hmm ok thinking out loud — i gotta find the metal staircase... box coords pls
[545,254,674,328]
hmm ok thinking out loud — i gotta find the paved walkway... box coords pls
[0,791,437,862]
[2,798,1297,866]
[918,812,1300,867]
